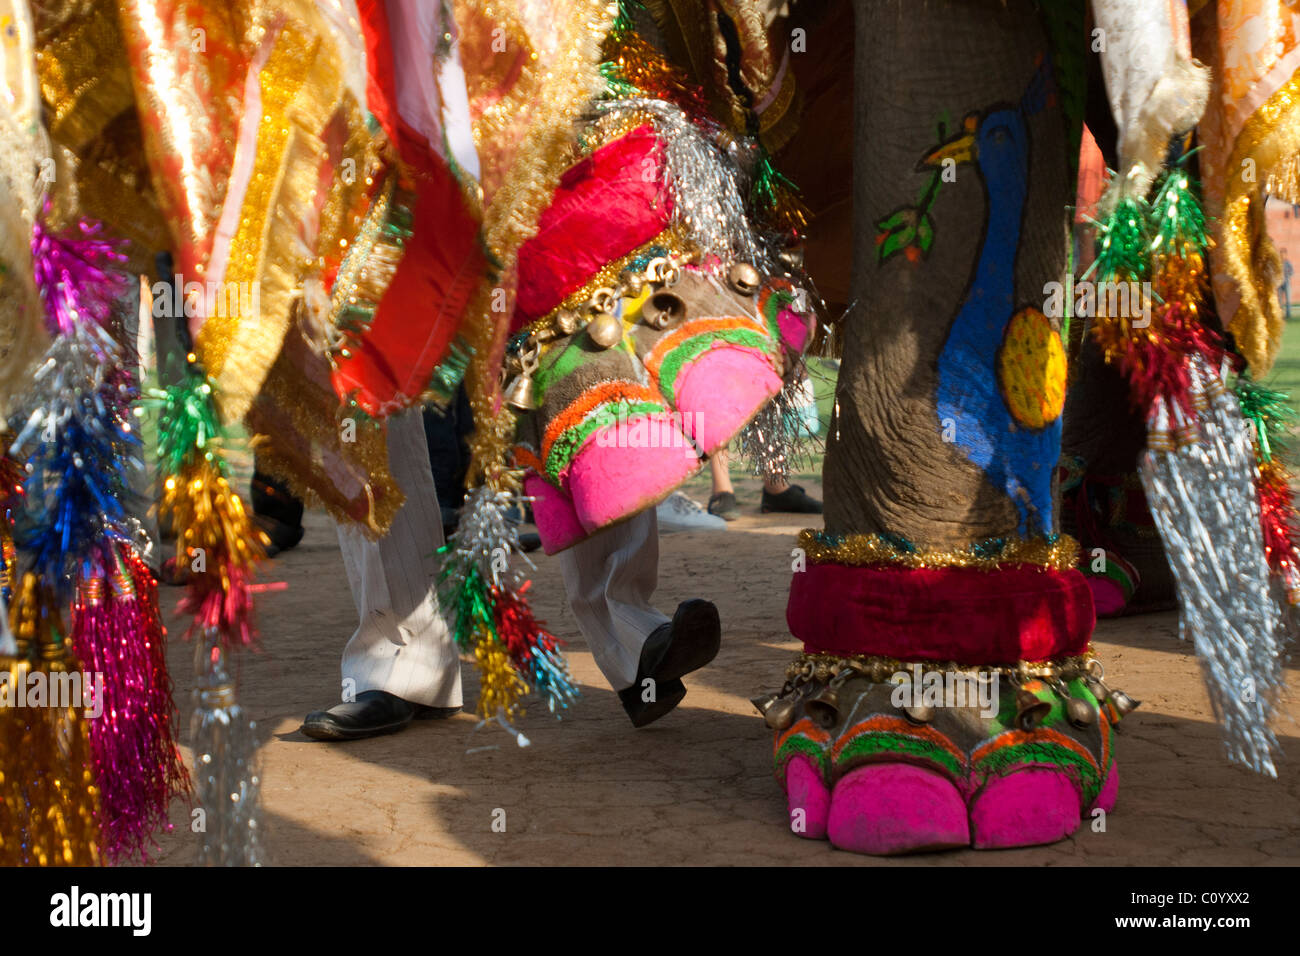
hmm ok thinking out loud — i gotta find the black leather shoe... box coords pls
[301,690,459,741]
[617,599,721,727]
[760,484,823,514]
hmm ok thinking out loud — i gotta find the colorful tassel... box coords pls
[138,358,267,648]
[439,486,579,725]
[71,544,188,863]
[1091,161,1287,775]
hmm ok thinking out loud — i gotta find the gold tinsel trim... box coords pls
[246,339,403,538]
[458,0,618,490]
[197,15,347,424]
[323,170,409,361]
[1219,71,1300,375]
[796,529,1080,572]
[786,651,1099,686]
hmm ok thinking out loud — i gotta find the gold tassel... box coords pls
[0,573,101,867]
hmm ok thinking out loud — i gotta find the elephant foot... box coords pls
[766,654,1136,855]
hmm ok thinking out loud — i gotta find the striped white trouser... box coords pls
[558,509,670,691]
[335,407,463,708]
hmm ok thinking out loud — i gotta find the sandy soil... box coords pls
[147,476,1300,866]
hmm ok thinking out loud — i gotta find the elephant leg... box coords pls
[769,0,1133,855]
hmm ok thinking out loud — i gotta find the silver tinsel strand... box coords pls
[592,97,767,268]
[191,629,263,865]
[737,361,822,481]
[1140,355,1286,776]
[444,484,536,593]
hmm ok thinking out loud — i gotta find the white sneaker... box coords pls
[656,491,728,532]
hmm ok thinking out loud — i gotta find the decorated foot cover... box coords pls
[760,532,1138,855]
[504,28,817,555]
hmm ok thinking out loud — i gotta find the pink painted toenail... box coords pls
[970,767,1082,849]
[784,756,829,840]
[827,764,969,855]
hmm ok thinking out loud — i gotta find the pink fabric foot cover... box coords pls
[564,414,698,532]
[826,764,969,855]
[784,756,829,840]
[970,768,1082,849]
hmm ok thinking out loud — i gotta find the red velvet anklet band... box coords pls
[786,562,1095,664]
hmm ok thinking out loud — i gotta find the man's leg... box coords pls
[302,406,462,740]
[558,508,721,727]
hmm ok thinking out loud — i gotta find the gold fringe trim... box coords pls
[197,15,347,423]
[796,529,1080,572]
[1219,71,1300,374]
[246,339,403,539]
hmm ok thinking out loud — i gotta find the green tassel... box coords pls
[1149,167,1207,259]
[1235,374,1297,465]
[1089,195,1151,284]
[136,361,228,477]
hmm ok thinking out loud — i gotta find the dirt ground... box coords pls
[148,475,1300,866]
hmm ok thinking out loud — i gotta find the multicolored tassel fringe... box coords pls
[438,486,579,730]
[1090,161,1289,775]
[138,358,267,648]
[4,216,187,863]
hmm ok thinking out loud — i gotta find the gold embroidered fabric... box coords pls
[1193,0,1300,374]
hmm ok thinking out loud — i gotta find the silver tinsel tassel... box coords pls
[1140,356,1285,776]
[444,485,535,592]
[191,628,264,864]
[592,96,766,267]
[737,362,821,482]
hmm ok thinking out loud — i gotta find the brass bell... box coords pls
[804,686,840,730]
[1085,677,1109,702]
[1065,695,1098,728]
[902,704,936,725]
[555,308,580,335]
[727,261,762,296]
[763,696,796,731]
[586,312,623,349]
[642,290,685,330]
[1109,689,1140,720]
[503,344,539,411]
[1015,688,1052,732]
[750,693,776,717]
[503,373,535,411]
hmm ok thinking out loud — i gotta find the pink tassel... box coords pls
[71,544,190,863]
